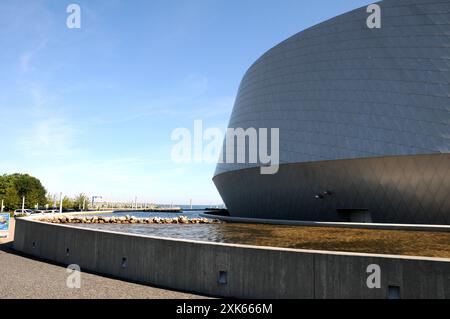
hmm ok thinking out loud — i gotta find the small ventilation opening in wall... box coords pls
[388,286,401,299]
[122,257,128,269]
[66,248,70,257]
[218,271,228,285]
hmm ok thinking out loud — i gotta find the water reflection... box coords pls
[73,212,450,258]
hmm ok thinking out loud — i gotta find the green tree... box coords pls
[0,173,47,210]
[12,174,46,208]
[0,174,14,198]
[28,189,44,209]
[3,187,20,210]
[46,194,55,208]
[62,196,74,210]
[73,193,90,211]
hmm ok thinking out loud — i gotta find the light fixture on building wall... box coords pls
[315,190,334,199]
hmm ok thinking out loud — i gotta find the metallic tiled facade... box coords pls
[214,0,450,224]
[214,154,450,224]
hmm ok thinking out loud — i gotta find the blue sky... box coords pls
[0,0,373,205]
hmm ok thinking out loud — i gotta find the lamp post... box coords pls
[91,196,102,211]
[1,199,4,213]
[22,196,25,211]
[59,192,63,214]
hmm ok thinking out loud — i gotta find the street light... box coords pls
[91,196,102,211]
[59,192,63,214]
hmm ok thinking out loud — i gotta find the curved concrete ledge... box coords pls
[200,213,450,233]
[13,217,450,299]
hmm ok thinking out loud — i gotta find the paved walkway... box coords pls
[0,218,206,299]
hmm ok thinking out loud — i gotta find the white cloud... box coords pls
[19,39,48,73]
[18,117,83,158]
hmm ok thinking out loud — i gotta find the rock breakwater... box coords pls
[37,215,222,225]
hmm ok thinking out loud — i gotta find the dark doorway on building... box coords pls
[337,209,372,223]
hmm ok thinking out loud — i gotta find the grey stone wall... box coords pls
[13,218,450,299]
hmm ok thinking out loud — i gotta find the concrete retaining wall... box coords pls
[13,218,450,299]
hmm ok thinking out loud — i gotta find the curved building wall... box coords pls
[214,0,450,224]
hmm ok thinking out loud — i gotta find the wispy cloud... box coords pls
[85,95,234,126]
[11,82,86,159]
[18,117,84,158]
[0,1,229,204]
[19,40,48,73]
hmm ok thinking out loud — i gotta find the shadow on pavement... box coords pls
[0,240,15,253]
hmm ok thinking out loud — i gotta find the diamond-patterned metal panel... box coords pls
[214,0,450,224]
[213,154,450,224]
[215,0,450,177]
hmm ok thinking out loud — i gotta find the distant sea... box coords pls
[159,205,225,210]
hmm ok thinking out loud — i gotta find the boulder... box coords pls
[178,216,189,224]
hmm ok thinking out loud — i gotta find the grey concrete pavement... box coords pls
[0,218,207,299]
[0,248,206,299]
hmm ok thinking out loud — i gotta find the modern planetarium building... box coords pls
[213,0,450,225]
